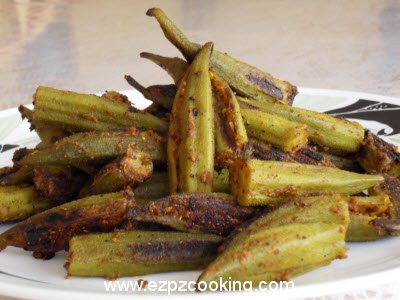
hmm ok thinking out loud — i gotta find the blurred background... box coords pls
[0,0,399,109]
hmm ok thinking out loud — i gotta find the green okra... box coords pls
[101,91,132,108]
[211,71,248,167]
[20,105,66,147]
[0,191,131,253]
[241,108,308,153]
[127,193,259,236]
[147,8,297,105]
[33,165,88,203]
[0,165,33,185]
[19,128,166,166]
[66,231,223,278]
[79,148,153,197]
[347,214,385,242]
[230,159,384,206]
[32,86,167,134]
[140,52,189,84]
[239,97,365,153]
[133,169,230,199]
[125,75,175,110]
[197,222,346,287]
[0,185,53,223]
[357,131,400,178]
[167,42,215,193]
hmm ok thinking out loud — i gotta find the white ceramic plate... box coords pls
[0,88,400,300]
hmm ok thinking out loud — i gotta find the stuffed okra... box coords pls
[79,148,153,197]
[32,86,167,134]
[147,8,297,105]
[211,71,248,167]
[19,128,166,166]
[0,191,132,255]
[126,193,259,236]
[167,42,215,193]
[0,185,53,223]
[239,97,365,153]
[66,231,223,278]
[230,159,384,206]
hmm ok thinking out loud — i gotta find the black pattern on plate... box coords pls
[325,99,400,136]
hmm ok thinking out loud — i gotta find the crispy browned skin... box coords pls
[370,175,400,233]
[0,192,132,254]
[127,193,261,236]
[357,131,400,176]
[33,166,88,203]
[249,139,334,167]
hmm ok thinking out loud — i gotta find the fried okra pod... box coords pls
[19,128,166,166]
[239,97,365,153]
[198,196,348,287]
[133,169,229,199]
[230,159,384,206]
[79,148,153,197]
[0,165,33,185]
[33,166,88,203]
[32,86,167,134]
[357,131,400,178]
[248,139,334,167]
[140,52,188,84]
[66,231,223,278]
[0,185,53,223]
[147,8,297,105]
[198,223,346,287]
[368,175,400,235]
[124,75,175,110]
[211,72,248,167]
[126,193,259,236]
[0,191,132,254]
[167,42,214,193]
[241,108,308,153]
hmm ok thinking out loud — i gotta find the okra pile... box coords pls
[1,7,400,290]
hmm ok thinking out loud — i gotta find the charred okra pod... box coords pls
[147,8,297,105]
[127,193,259,236]
[0,185,53,223]
[167,42,215,193]
[32,86,167,133]
[198,222,346,287]
[230,159,384,206]
[357,131,400,178]
[66,231,223,278]
[125,75,175,110]
[140,52,188,84]
[211,72,248,167]
[33,166,87,203]
[19,128,166,166]
[241,108,308,153]
[79,148,153,197]
[239,97,365,153]
[0,191,132,254]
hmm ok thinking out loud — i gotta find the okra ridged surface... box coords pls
[229,159,384,206]
[66,231,223,278]
[167,42,215,193]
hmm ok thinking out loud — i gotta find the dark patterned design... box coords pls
[0,144,19,153]
[325,99,400,136]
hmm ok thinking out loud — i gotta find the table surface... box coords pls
[0,1,400,299]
